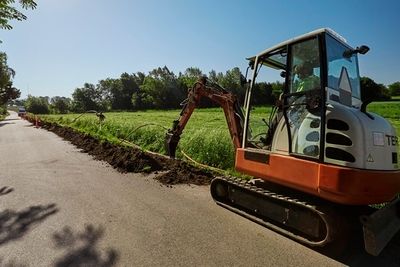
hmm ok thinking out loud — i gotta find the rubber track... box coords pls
[211,176,337,247]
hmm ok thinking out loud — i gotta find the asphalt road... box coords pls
[0,111,398,267]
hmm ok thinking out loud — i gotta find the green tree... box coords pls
[270,81,284,103]
[251,82,273,105]
[0,52,20,104]
[138,66,185,109]
[0,1,36,108]
[388,82,400,97]
[360,77,390,102]
[71,83,104,112]
[25,95,50,114]
[208,70,218,83]
[98,78,122,110]
[99,73,138,110]
[0,0,37,30]
[217,67,246,103]
[129,72,146,110]
[179,67,203,88]
[10,98,25,107]
[50,96,71,114]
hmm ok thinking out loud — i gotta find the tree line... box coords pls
[16,66,285,114]
[12,66,399,115]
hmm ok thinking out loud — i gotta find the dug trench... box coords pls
[38,121,215,186]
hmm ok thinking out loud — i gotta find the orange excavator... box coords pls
[166,28,400,255]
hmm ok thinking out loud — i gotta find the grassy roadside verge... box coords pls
[37,108,242,173]
[36,103,399,172]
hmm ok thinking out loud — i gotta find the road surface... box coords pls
[0,111,398,266]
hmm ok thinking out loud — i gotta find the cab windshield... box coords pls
[326,34,361,100]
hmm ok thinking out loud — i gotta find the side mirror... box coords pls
[343,45,370,58]
[357,45,370,55]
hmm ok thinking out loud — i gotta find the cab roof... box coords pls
[247,28,352,64]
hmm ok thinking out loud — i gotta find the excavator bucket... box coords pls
[165,119,181,158]
[361,197,400,256]
[165,132,179,158]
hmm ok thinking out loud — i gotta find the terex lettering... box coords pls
[386,135,399,146]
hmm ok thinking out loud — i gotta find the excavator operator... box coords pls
[293,61,320,92]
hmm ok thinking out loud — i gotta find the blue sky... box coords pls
[1,0,399,98]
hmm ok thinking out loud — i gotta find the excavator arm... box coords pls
[165,77,245,157]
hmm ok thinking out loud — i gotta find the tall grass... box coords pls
[42,108,241,170]
[41,103,399,171]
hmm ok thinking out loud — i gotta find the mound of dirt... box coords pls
[40,122,214,185]
[155,161,214,185]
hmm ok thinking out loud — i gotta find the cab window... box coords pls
[289,38,321,93]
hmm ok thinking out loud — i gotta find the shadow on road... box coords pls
[0,121,15,127]
[2,118,19,122]
[313,230,400,267]
[0,258,28,267]
[0,186,14,196]
[0,203,58,246]
[52,224,119,267]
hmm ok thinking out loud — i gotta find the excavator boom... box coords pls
[166,77,244,157]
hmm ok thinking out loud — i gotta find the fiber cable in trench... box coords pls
[118,122,225,174]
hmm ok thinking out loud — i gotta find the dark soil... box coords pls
[39,121,214,186]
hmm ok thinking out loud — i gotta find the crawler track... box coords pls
[210,177,343,247]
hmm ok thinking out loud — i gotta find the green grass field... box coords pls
[369,101,400,131]
[40,102,399,171]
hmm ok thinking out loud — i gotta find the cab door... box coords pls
[284,37,323,159]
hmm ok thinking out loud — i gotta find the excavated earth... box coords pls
[39,121,215,186]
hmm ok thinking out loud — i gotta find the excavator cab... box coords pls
[238,28,399,201]
[244,29,362,161]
